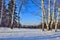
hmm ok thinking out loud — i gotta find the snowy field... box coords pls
[0,28,60,40]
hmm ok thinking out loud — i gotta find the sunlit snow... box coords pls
[0,28,60,40]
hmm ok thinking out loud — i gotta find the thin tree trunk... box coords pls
[47,0,50,31]
[42,0,45,31]
[11,0,15,29]
[55,7,59,32]
[50,0,56,30]
[55,14,58,32]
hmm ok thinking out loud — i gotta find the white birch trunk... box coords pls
[47,0,50,31]
[55,7,59,32]
[50,0,56,30]
[42,0,45,31]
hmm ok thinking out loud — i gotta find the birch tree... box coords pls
[45,0,50,31]
[54,0,60,32]
[55,6,60,32]
[50,0,56,30]
[41,0,45,31]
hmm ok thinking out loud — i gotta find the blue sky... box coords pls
[19,0,42,25]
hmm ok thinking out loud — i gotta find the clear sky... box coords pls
[19,0,42,25]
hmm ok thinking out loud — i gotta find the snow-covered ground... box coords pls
[0,27,60,40]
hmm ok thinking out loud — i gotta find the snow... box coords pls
[0,27,60,40]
